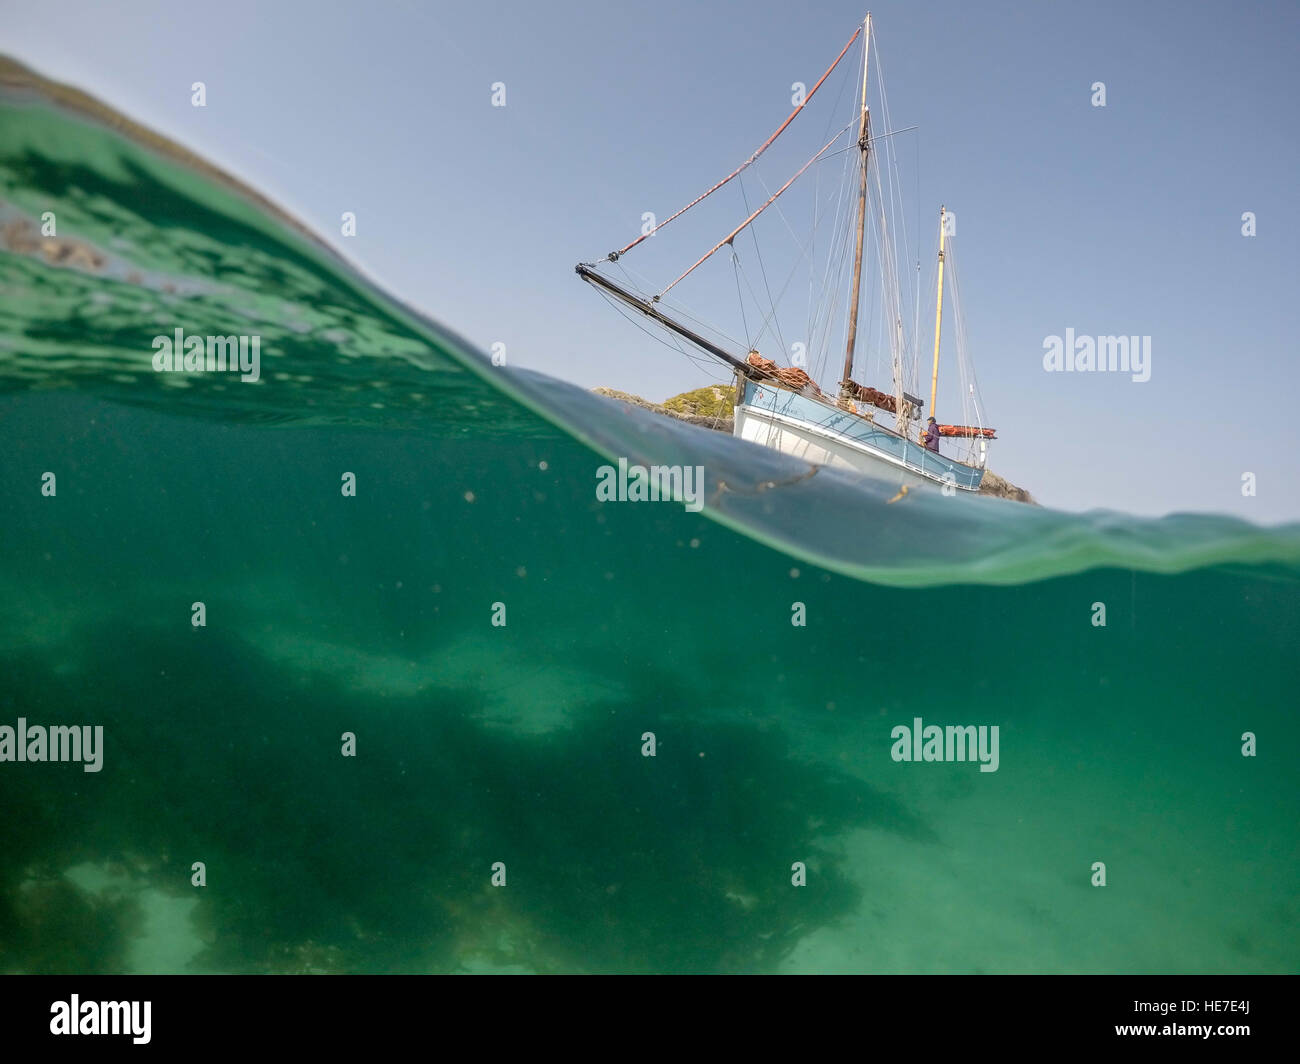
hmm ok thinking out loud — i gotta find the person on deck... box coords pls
[922,416,941,453]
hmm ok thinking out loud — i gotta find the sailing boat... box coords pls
[576,13,997,492]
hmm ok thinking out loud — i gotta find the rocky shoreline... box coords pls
[591,386,1035,504]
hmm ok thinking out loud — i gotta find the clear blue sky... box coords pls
[5,0,1298,520]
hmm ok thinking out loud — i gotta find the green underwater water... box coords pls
[1,67,1298,973]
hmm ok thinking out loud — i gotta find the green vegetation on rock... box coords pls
[662,385,735,419]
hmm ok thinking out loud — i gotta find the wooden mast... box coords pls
[928,205,947,421]
[839,13,872,395]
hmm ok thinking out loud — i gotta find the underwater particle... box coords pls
[515,567,527,578]
[538,460,548,471]
[789,568,800,578]
[464,491,476,503]
[724,887,758,911]
[689,538,700,549]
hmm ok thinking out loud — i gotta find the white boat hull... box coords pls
[732,377,989,492]
[734,403,931,487]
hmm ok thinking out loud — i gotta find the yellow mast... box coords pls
[839,13,872,393]
[928,205,947,425]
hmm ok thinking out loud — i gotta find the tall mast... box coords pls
[928,205,947,421]
[839,13,872,394]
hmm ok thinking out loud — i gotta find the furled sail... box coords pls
[746,352,822,397]
[839,378,899,414]
[937,424,997,439]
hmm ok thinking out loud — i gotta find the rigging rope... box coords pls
[596,283,732,384]
[657,118,856,300]
[809,140,857,387]
[944,237,990,462]
[606,25,862,262]
[738,173,787,356]
[744,146,855,374]
[730,246,752,350]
